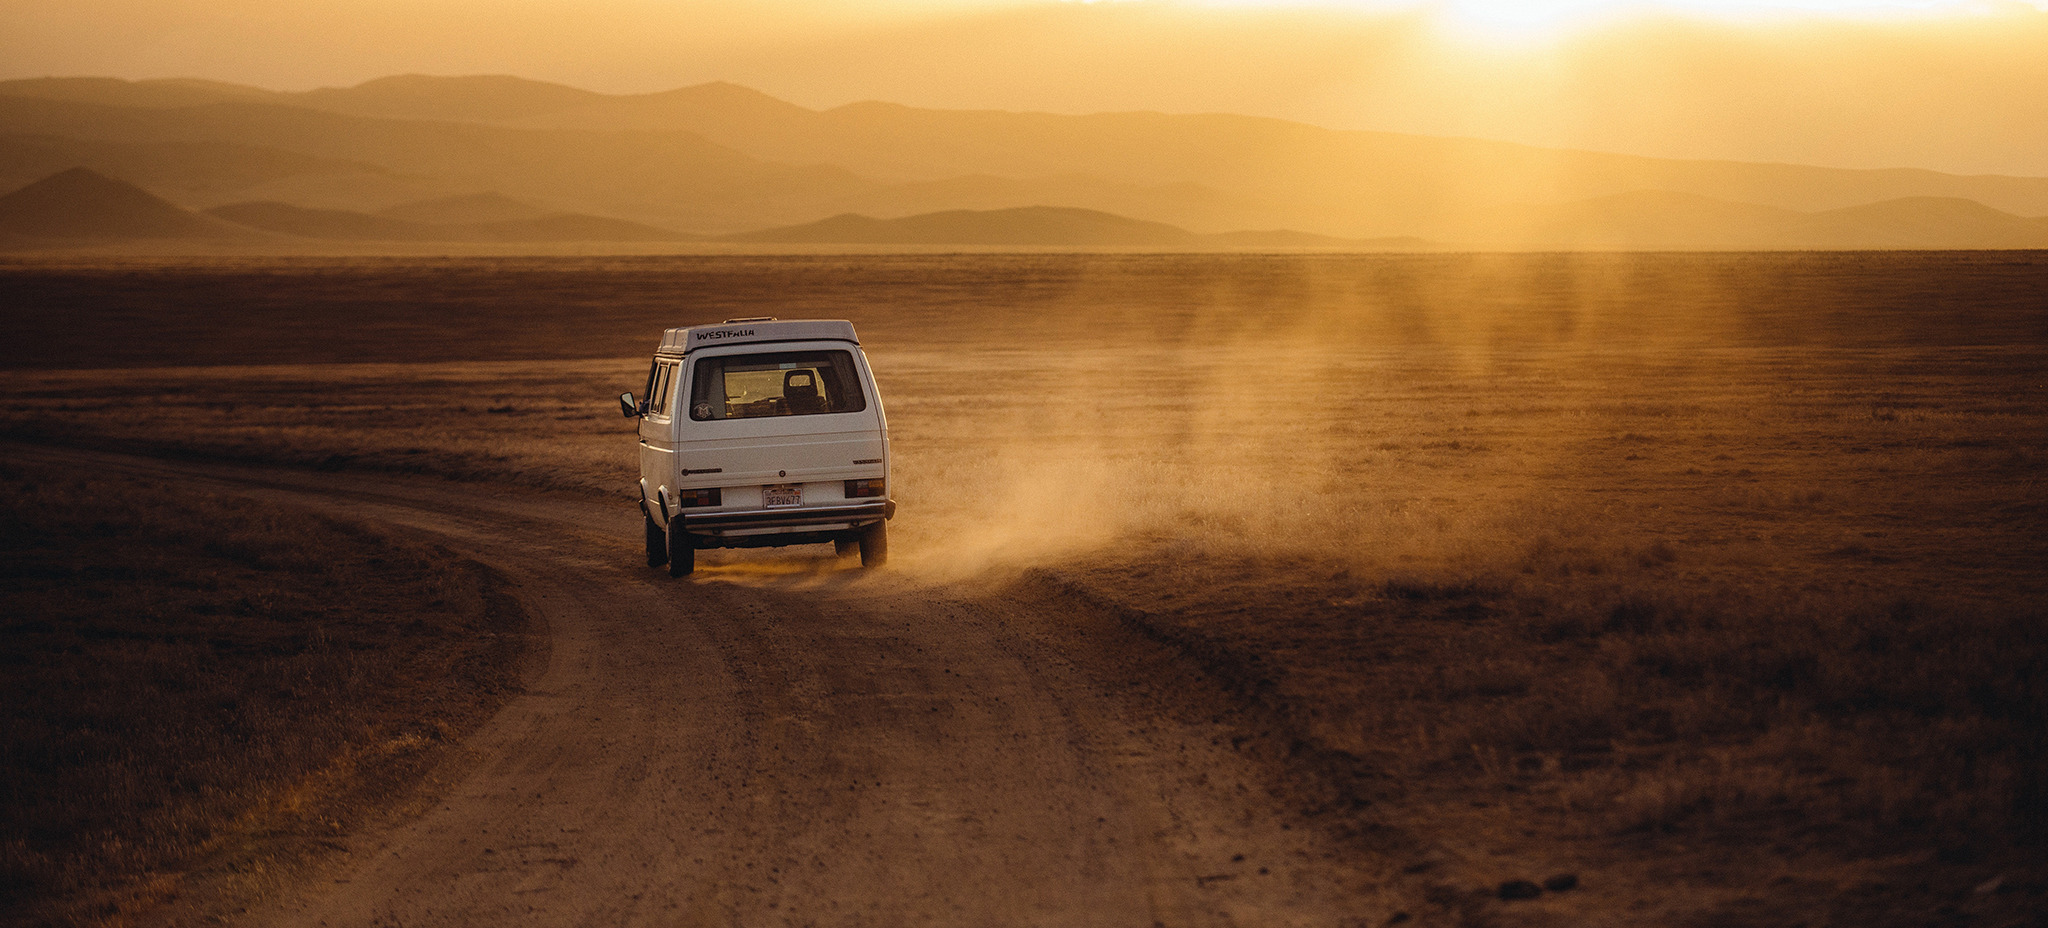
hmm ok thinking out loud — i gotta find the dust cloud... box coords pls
[876,257,1641,581]
[849,252,2045,594]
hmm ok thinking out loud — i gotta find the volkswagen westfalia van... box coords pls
[620,318,893,576]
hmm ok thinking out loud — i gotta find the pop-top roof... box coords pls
[656,318,859,356]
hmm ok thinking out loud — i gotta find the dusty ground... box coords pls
[9,444,1429,927]
[3,253,2045,926]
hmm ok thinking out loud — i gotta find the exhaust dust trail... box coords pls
[872,258,1634,582]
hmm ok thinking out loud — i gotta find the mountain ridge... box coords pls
[0,167,697,245]
[7,167,2045,251]
[0,167,251,240]
[724,198,2048,250]
[724,206,1202,246]
[725,205,1412,249]
[3,75,2047,248]
[206,198,693,242]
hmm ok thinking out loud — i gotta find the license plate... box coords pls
[762,484,802,508]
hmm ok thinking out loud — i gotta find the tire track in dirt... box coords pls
[11,444,1413,927]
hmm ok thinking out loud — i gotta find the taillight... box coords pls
[676,487,722,507]
[844,478,885,499]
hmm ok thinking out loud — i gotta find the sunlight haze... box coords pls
[1,0,2044,174]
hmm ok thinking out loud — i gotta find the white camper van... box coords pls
[620,318,894,576]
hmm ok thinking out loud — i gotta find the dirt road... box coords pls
[23,445,1401,927]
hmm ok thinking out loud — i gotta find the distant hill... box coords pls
[724,205,1407,249]
[0,132,383,203]
[817,173,1260,237]
[0,91,877,231]
[457,212,693,243]
[729,197,2048,250]
[1208,229,1426,250]
[726,207,1201,246]
[0,167,244,240]
[0,77,275,110]
[294,74,606,124]
[1796,197,2048,249]
[1477,190,1802,249]
[379,192,550,224]
[6,74,2048,248]
[207,201,437,240]
[1479,190,2048,249]
[506,82,820,137]
[207,199,691,242]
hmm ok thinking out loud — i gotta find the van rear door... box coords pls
[674,345,886,507]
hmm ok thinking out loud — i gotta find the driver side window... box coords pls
[644,360,679,419]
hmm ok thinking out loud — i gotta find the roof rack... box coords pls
[722,316,777,323]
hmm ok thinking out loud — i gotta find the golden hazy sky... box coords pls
[3,0,2045,176]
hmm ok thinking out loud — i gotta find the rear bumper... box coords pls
[679,499,895,532]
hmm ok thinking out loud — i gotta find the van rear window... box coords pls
[688,350,867,421]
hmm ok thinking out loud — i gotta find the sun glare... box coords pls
[1175,0,2041,41]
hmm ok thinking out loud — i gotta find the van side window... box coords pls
[645,360,678,418]
[689,350,867,420]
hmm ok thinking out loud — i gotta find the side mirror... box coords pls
[619,392,639,418]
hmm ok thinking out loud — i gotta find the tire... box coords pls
[645,514,668,568]
[834,538,859,559]
[668,523,696,577]
[857,520,888,568]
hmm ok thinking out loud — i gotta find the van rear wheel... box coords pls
[857,521,888,568]
[645,514,668,568]
[668,524,695,577]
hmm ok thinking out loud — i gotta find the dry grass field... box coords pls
[0,457,531,927]
[2,252,2045,924]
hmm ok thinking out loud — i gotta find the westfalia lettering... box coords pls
[695,329,756,341]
